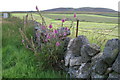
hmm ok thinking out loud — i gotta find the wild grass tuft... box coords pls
[2,17,67,78]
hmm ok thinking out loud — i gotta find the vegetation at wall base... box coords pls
[2,17,67,78]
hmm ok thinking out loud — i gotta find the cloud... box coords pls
[0,0,119,11]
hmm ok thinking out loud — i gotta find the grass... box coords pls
[2,17,67,78]
[11,13,118,49]
[0,17,2,79]
[41,11,118,17]
[12,13,118,23]
[43,13,118,24]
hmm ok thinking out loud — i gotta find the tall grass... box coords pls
[0,17,2,79]
[2,17,67,78]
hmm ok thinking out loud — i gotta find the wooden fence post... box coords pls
[76,20,79,37]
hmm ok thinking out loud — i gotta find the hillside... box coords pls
[43,7,117,12]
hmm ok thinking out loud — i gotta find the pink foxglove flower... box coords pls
[61,19,65,23]
[22,40,24,43]
[52,34,56,38]
[26,45,28,48]
[46,34,51,39]
[59,34,62,37]
[61,37,65,40]
[74,13,76,18]
[44,39,48,42]
[56,42,60,46]
[54,29,58,34]
[49,24,52,29]
[42,26,46,29]
[65,27,68,30]
[36,6,39,10]
[63,32,67,36]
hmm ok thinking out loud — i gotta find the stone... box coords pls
[81,45,91,63]
[64,38,120,79]
[70,57,82,67]
[72,66,80,70]
[112,52,120,74]
[105,67,113,75]
[108,72,120,79]
[81,43,100,63]
[93,59,108,75]
[64,37,71,46]
[63,37,71,51]
[67,38,80,56]
[102,47,119,66]
[77,63,91,78]
[77,35,89,46]
[91,72,108,79]
[105,39,119,49]
[102,39,120,65]
[87,44,100,57]
[67,35,89,56]
[68,67,79,78]
[65,50,74,66]
[91,52,103,65]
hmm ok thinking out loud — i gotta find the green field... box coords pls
[2,12,118,78]
[43,13,118,23]
[12,12,118,23]
[12,13,118,44]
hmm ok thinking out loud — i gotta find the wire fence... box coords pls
[23,13,118,49]
[24,13,119,38]
[51,22,118,38]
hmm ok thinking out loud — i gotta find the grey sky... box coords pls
[1,0,119,11]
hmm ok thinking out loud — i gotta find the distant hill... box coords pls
[43,7,117,12]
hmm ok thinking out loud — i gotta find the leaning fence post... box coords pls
[76,20,79,37]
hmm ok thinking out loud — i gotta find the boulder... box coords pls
[81,45,91,63]
[63,37,71,51]
[77,63,91,78]
[64,38,120,79]
[105,39,119,49]
[108,72,120,79]
[72,66,80,70]
[77,35,89,46]
[67,35,89,56]
[67,38,81,56]
[105,67,113,75]
[87,44,100,57]
[102,39,120,65]
[81,43,100,63]
[65,50,74,66]
[112,52,120,74]
[93,59,108,75]
[68,67,79,78]
[70,57,82,67]
[91,72,108,79]
[77,35,90,53]
[91,52,103,65]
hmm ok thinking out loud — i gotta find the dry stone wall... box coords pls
[32,21,120,79]
[64,35,120,79]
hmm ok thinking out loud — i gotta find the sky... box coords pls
[0,0,120,11]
